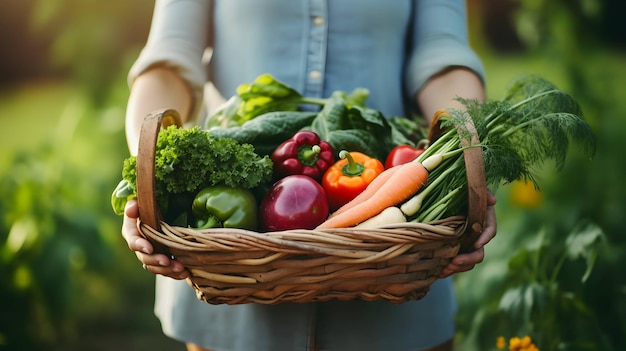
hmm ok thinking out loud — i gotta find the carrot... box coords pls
[316,161,428,229]
[327,164,401,218]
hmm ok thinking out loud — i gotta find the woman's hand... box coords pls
[122,199,189,279]
[440,192,497,278]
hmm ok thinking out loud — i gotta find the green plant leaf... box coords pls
[507,247,533,274]
[565,221,605,282]
[499,283,547,329]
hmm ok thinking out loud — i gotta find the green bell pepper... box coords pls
[191,185,258,231]
[111,179,136,215]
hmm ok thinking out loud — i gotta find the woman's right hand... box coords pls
[122,199,189,280]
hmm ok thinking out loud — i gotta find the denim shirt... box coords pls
[130,0,484,119]
[129,1,485,350]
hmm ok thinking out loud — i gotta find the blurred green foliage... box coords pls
[27,0,153,105]
[0,1,182,350]
[0,86,182,350]
[456,1,626,351]
[0,0,624,350]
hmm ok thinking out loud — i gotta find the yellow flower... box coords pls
[509,337,521,351]
[520,336,532,348]
[498,335,539,351]
[509,180,542,208]
[496,336,506,349]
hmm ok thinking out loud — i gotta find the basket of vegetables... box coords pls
[112,74,596,305]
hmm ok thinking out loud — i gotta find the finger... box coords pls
[143,265,189,280]
[440,261,475,278]
[487,190,497,206]
[474,205,497,249]
[440,248,485,278]
[124,199,139,218]
[135,250,171,267]
[440,262,475,278]
[121,203,154,255]
[142,262,190,280]
[122,218,153,254]
[123,200,190,279]
[451,246,485,267]
[136,252,189,280]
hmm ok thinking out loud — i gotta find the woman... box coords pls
[121,1,497,350]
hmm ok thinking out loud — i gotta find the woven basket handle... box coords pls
[429,110,488,253]
[136,109,183,254]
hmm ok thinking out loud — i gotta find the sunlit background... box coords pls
[1,1,624,350]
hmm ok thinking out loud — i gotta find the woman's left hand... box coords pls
[440,192,497,278]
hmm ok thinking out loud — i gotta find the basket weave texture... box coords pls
[136,109,487,305]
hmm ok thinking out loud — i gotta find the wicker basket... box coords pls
[135,109,487,305]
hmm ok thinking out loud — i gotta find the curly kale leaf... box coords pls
[122,126,273,202]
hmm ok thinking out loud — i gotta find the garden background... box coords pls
[1,0,624,350]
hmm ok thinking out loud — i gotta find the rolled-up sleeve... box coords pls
[128,0,210,119]
[405,0,485,99]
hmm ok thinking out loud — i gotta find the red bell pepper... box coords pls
[271,130,335,181]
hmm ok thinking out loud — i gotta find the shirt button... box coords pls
[309,70,322,80]
[312,16,324,26]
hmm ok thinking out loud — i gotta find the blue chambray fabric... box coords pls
[129,1,485,350]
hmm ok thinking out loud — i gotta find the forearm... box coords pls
[416,67,485,124]
[125,65,194,155]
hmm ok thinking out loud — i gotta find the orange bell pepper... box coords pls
[322,150,384,211]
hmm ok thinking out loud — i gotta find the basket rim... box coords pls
[137,215,467,253]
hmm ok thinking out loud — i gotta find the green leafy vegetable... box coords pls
[386,116,427,146]
[207,74,324,128]
[120,126,273,214]
[306,92,403,160]
[207,111,318,156]
[406,74,596,222]
[205,74,419,160]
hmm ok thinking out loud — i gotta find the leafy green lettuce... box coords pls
[205,74,423,161]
